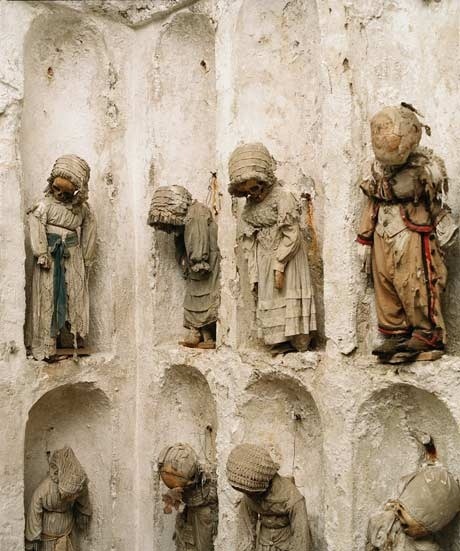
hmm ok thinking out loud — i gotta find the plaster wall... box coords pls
[1,1,460,551]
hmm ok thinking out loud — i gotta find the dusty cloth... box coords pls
[29,196,97,359]
[240,184,316,345]
[235,474,311,551]
[174,472,218,551]
[226,444,279,493]
[25,478,91,551]
[358,148,454,344]
[366,511,440,551]
[175,201,220,330]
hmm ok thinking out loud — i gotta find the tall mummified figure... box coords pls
[28,155,97,360]
[226,443,311,551]
[228,143,316,353]
[25,447,92,551]
[366,436,460,551]
[357,104,457,363]
[148,186,220,349]
[158,443,218,551]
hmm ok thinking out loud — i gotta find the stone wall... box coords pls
[1,1,460,550]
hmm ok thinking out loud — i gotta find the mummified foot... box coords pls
[372,336,407,358]
[197,326,216,349]
[179,328,201,348]
[395,334,444,354]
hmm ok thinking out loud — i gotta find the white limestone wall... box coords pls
[1,1,460,551]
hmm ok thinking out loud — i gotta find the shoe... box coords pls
[372,336,407,358]
[396,335,444,353]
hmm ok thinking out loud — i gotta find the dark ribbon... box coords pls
[47,232,78,337]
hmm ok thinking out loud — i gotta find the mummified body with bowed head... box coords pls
[28,155,97,360]
[357,104,457,363]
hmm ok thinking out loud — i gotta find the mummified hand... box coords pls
[274,270,285,290]
[357,244,372,275]
[37,254,51,270]
[162,487,184,514]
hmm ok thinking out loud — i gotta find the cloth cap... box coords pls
[49,447,88,496]
[396,465,460,534]
[49,155,91,189]
[226,443,279,492]
[158,443,199,482]
[228,143,275,197]
[371,104,422,166]
[147,185,192,228]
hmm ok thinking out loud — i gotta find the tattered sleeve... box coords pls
[235,498,258,551]
[25,485,44,543]
[184,203,211,274]
[289,497,311,551]
[81,204,97,268]
[273,192,301,273]
[357,180,379,245]
[29,202,48,258]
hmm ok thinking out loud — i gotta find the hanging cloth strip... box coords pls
[47,232,78,337]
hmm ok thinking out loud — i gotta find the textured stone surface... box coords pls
[1,1,460,550]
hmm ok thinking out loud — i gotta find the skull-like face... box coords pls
[236,178,268,202]
[51,176,77,203]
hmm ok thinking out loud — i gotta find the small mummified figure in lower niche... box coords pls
[228,143,316,354]
[158,443,218,551]
[28,155,97,361]
[148,186,220,349]
[226,443,311,551]
[357,103,458,363]
[25,447,92,551]
[366,435,460,551]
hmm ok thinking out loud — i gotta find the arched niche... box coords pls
[24,383,112,550]
[238,373,324,550]
[149,12,217,346]
[21,13,114,354]
[153,364,218,551]
[353,384,460,550]
[232,0,324,347]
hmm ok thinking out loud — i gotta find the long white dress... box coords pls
[29,196,96,359]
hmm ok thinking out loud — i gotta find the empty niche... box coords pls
[21,13,114,354]
[353,384,460,551]
[153,365,217,551]
[150,12,217,346]
[233,0,324,347]
[239,374,324,550]
[24,383,112,550]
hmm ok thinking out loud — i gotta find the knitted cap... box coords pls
[49,447,88,497]
[228,143,275,197]
[158,443,199,483]
[147,185,192,229]
[226,444,279,492]
[371,104,422,166]
[48,155,91,189]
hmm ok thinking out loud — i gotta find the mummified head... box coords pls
[226,443,279,495]
[147,185,193,233]
[370,104,423,166]
[46,155,91,205]
[49,447,88,501]
[158,443,200,489]
[228,143,276,200]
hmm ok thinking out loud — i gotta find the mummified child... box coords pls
[357,103,457,362]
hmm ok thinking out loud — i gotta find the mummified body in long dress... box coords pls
[28,155,97,360]
[159,443,218,551]
[148,186,220,349]
[228,143,316,352]
[25,447,92,551]
[226,444,311,551]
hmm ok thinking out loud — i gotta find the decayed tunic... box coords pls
[175,201,220,330]
[240,185,316,345]
[29,196,96,359]
[174,475,218,551]
[366,511,440,551]
[25,478,91,551]
[235,474,311,551]
[358,149,450,342]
